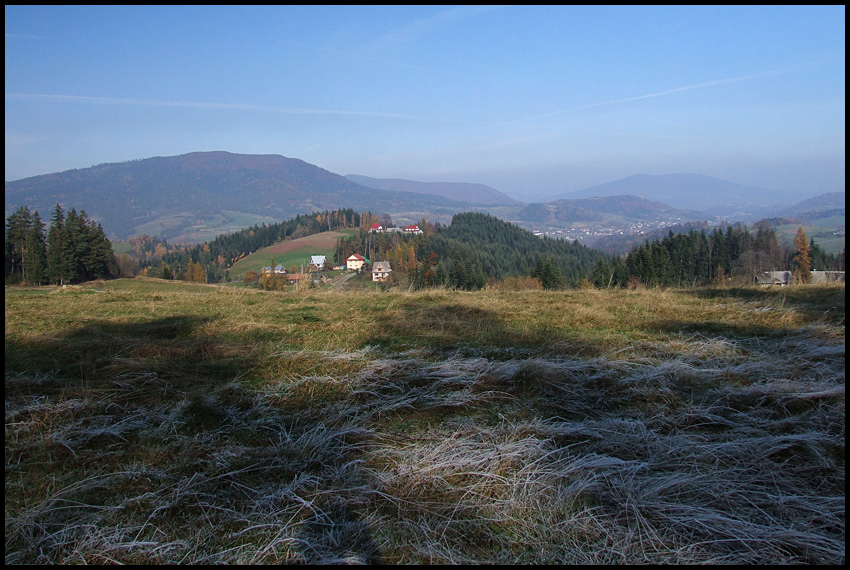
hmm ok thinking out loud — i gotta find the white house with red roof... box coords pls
[346,253,367,271]
[369,223,384,233]
[403,224,423,234]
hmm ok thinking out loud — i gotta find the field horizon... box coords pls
[5,278,845,564]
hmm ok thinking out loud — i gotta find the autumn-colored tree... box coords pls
[793,227,811,283]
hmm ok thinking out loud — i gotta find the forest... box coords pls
[5,205,117,285]
[592,222,844,288]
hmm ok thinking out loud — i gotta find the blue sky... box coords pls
[5,5,845,201]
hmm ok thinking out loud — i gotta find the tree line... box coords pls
[590,222,844,288]
[5,205,118,285]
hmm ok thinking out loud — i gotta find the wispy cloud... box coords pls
[363,5,504,55]
[512,67,799,125]
[5,33,45,40]
[4,92,421,119]
[197,23,430,71]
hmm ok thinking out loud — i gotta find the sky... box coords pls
[5,5,845,202]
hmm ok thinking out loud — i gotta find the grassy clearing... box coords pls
[5,279,845,564]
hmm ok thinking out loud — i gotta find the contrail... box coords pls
[4,92,420,119]
[513,66,797,124]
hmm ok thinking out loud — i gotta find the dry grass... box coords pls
[5,280,845,564]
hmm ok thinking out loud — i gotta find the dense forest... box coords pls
[5,205,118,285]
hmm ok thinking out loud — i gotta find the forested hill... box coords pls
[430,212,607,284]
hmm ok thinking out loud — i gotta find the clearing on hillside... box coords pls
[261,231,349,256]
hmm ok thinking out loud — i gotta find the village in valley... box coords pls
[260,222,424,287]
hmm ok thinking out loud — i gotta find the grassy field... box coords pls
[5,279,845,564]
[229,229,359,280]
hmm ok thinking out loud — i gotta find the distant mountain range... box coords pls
[5,151,843,243]
[344,174,521,206]
[549,173,796,219]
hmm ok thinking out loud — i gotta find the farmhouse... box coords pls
[346,253,367,271]
[287,273,327,285]
[262,264,286,274]
[372,261,392,282]
[369,223,384,233]
[811,271,845,284]
[404,224,423,234]
[309,255,327,270]
[757,270,846,286]
[757,271,793,286]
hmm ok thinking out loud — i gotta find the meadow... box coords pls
[5,278,845,564]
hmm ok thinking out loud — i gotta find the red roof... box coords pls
[370,223,383,229]
[347,253,365,261]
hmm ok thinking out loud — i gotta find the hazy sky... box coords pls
[5,5,845,201]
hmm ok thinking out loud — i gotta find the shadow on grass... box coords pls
[4,315,247,399]
[684,285,845,326]
[5,314,386,564]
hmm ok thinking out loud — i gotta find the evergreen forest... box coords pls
[5,205,117,285]
[591,222,844,288]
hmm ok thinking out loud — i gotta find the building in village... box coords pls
[371,261,392,282]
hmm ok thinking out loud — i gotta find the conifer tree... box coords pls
[46,204,71,285]
[5,206,33,283]
[23,211,47,284]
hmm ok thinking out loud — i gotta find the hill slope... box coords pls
[4,151,471,242]
[345,174,521,206]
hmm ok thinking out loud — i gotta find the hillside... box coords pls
[4,152,471,242]
[345,174,522,206]
[516,194,701,224]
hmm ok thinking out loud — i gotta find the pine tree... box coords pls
[23,211,47,284]
[5,206,33,283]
[46,204,70,285]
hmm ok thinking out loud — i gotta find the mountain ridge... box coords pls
[6,152,842,245]
[4,151,474,241]
[548,173,813,218]
[344,174,521,206]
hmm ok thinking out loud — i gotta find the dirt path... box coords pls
[331,271,357,288]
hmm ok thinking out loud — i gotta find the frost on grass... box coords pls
[5,324,844,564]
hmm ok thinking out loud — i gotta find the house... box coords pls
[756,271,793,286]
[810,271,845,284]
[371,261,392,282]
[346,253,367,271]
[757,270,846,286]
[403,224,423,234]
[287,273,326,285]
[310,255,327,270]
[262,264,286,274]
[369,223,384,233]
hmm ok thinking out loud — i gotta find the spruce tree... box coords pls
[23,211,47,284]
